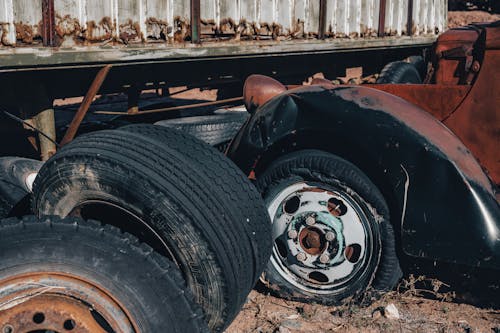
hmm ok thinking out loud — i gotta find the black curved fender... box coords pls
[228,85,500,269]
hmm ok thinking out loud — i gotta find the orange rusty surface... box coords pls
[370,84,471,121]
[432,27,479,85]
[443,49,500,185]
[333,85,494,191]
[0,295,107,333]
[0,272,138,332]
[299,227,325,255]
[244,74,287,113]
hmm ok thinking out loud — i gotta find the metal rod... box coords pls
[378,0,387,37]
[190,0,201,44]
[2,111,60,148]
[94,97,243,116]
[42,0,56,46]
[60,65,112,146]
[319,0,327,40]
[407,0,414,36]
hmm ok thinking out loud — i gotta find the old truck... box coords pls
[2,1,498,333]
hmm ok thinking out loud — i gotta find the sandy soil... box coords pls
[227,281,500,333]
[448,11,500,28]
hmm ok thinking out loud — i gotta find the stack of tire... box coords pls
[0,125,272,332]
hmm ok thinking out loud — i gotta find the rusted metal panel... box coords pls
[384,0,446,36]
[0,0,445,48]
[42,0,57,46]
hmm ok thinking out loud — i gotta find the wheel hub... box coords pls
[268,182,370,292]
[0,272,137,333]
[285,211,345,270]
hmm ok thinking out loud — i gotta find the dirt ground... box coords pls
[227,279,500,333]
[226,12,500,333]
[448,11,500,28]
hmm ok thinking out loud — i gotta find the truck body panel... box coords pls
[0,0,446,70]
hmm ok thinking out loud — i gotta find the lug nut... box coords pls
[319,254,330,264]
[296,253,307,262]
[288,230,298,239]
[305,216,316,226]
[325,232,336,241]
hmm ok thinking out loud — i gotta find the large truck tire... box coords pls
[119,123,271,283]
[0,157,42,218]
[255,150,402,304]
[155,113,249,152]
[32,128,271,332]
[0,216,208,333]
[376,60,423,84]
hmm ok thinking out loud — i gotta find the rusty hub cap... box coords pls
[0,272,138,333]
[299,227,326,255]
[267,182,373,294]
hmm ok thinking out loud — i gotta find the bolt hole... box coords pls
[308,271,329,283]
[2,325,13,333]
[328,198,347,216]
[33,312,45,324]
[345,244,362,263]
[275,238,288,258]
[283,196,300,214]
[64,319,76,330]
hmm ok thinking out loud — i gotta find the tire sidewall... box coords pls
[0,220,200,332]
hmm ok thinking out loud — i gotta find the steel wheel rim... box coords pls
[266,182,375,295]
[0,272,138,333]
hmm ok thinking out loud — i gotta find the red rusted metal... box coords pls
[375,23,499,185]
[443,30,500,185]
[378,0,387,37]
[0,272,137,332]
[334,85,494,190]
[190,0,201,43]
[243,75,287,113]
[60,65,112,146]
[370,84,471,120]
[432,27,480,85]
[42,0,57,47]
[407,0,414,36]
[318,0,327,40]
[299,227,325,255]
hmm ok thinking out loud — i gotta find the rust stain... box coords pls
[55,14,81,39]
[14,22,39,44]
[119,20,142,44]
[146,17,170,41]
[0,23,13,46]
[173,16,190,43]
[86,17,114,42]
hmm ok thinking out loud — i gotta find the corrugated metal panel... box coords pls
[327,0,380,37]
[0,0,446,47]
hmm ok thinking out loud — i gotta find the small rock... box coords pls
[302,304,315,318]
[384,303,400,320]
[285,314,299,320]
[278,326,292,333]
[281,320,302,329]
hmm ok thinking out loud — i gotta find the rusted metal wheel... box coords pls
[0,216,208,333]
[0,273,137,332]
[256,150,401,304]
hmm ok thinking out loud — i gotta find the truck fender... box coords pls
[228,85,500,269]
